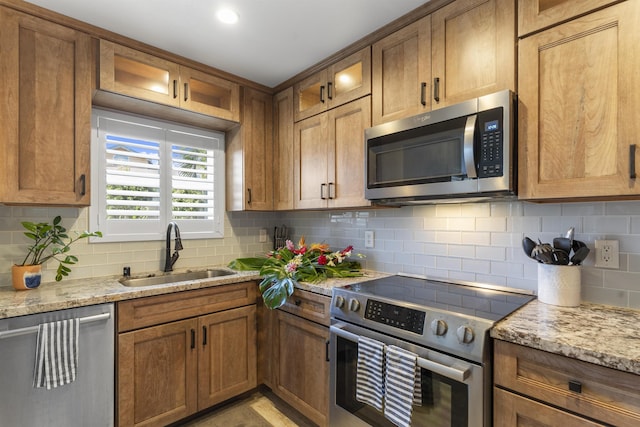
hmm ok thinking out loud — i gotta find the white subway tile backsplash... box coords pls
[583,216,630,234]
[476,217,506,232]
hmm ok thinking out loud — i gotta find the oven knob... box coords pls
[349,298,361,312]
[456,325,475,344]
[334,295,345,309]
[430,319,448,336]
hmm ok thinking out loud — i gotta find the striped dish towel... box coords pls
[384,345,422,427]
[33,318,80,390]
[356,336,385,411]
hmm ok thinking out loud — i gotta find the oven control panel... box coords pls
[364,299,426,334]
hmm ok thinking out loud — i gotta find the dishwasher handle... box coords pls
[0,312,111,340]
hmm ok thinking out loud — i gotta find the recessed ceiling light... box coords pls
[216,8,239,24]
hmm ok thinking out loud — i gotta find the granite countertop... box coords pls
[491,300,640,376]
[0,268,390,319]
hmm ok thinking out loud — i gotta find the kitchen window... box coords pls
[91,109,225,242]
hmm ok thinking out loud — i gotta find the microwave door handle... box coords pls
[463,114,478,179]
[330,323,472,382]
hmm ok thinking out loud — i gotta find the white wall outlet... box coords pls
[364,230,375,249]
[259,228,268,243]
[594,239,619,269]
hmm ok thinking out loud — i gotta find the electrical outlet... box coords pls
[364,230,375,248]
[259,228,267,243]
[595,240,619,269]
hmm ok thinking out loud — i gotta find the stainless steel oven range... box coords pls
[329,274,534,427]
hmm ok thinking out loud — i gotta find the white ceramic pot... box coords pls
[537,264,581,307]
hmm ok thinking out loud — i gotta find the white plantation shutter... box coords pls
[91,109,224,242]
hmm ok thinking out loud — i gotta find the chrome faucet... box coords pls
[164,222,183,272]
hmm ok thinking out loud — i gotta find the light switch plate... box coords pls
[364,230,375,248]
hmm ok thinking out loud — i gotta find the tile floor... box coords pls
[176,388,317,427]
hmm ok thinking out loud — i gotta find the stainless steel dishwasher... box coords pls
[0,303,114,426]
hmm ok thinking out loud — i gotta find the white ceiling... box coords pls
[26,0,429,88]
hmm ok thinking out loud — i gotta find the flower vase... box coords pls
[12,264,42,290]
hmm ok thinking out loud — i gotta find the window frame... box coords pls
[90,108,225,243]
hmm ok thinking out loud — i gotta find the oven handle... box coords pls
[463,114,478,179]
[330,324,471,382]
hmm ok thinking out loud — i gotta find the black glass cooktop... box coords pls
[342,275,535,321]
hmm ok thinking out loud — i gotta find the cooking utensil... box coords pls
[572,239,587,252]
[553,237,572,255]
[522,237,537,259]
[551,249,570,265]
[564,226,575,243]
[570,246,590,265]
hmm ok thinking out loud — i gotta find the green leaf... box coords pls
[53,216,61,225]
[228,257,268,271]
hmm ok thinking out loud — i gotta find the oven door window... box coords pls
[335,336,468,427]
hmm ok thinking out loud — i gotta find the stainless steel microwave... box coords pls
[365,90,516,204]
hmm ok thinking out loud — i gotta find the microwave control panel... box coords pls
[477,107,504,178]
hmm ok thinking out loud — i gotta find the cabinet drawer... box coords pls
[118,281,257,332]
[494,388,604,427]
[278,289,331,326]
[494,340,640,426]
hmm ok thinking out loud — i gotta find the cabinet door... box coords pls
[242,88,273,210]
[431,0,515,109]
[294,69,328,122]
[99,40,180,107]
[328,96,372,209]
[518,1,640,200]
[294,113,330,209]
[198,305,257,409]
[518,0,620,37]
[0,9,91,205]
[327,46,372,109]
[179,66,240,122]
[118,318,198,427]
[274,87,295,210]
[273,310,330,427]
[494,388,604,427]
[372,15,431,125]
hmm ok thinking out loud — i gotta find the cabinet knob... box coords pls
[294,299,302,306]
[568,380,582,393]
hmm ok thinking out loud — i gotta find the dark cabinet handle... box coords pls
[190,329,196,349]
[320,85,325,103]
[202,326,207,346]
[568,380,582,393]
[433,77,440,103]
[420,82,427,106]
[327,81,333,100]
[79,174,86,196]
[320,183,327,200]
[173,80,178,99]
[247,188,252,204]
[294,299,302,306]
[328,182,335,199]
[631,144,637,179]
[325,340,330,362]
[184,83,189,102]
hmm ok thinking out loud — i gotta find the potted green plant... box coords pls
[12,216,102,290]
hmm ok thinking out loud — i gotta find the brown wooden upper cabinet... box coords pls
[293,47,371,122]
[372,0,516,125]
[273,87,295,211]
[293,96,371,209]
[0,7,92,206]
[226,87,274,211]
[518,0,621,37]
[99,40,240,122]
[518,1,640,200]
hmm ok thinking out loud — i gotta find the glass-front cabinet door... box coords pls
[294,46,371,122]
[99,40,180,107]
[179,67,239,122]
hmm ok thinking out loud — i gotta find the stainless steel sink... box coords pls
[119,269,236,287]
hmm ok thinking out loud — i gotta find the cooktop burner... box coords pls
[343,274,534,321]
[330,274,535,363]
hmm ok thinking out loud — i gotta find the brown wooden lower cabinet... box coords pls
[272,289,331,427]
[117,283,257,427]
[494,340,640,426]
